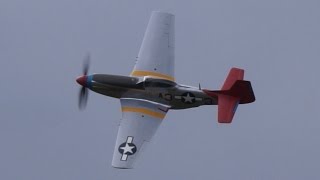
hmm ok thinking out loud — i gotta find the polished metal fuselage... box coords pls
[88,74,217,110]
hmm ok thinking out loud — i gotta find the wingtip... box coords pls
[152,11,174,17]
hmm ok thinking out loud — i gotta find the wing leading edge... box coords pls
[112,98,169,169]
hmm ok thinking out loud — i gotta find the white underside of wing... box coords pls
[112,98,168,169]
[131,11,175,82]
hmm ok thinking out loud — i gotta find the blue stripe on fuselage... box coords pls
[87,75,93,88]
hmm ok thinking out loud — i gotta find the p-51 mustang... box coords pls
[76,11,255,169]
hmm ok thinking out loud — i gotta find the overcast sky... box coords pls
[1,0,320,179]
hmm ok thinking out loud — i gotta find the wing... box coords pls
[131,11,175,82]
[112,98,170,169]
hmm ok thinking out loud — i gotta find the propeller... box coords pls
[83,53,90,76]
[77,53,90,110]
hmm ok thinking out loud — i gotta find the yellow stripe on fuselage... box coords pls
[131,70,175,82]
[122,106,166,119]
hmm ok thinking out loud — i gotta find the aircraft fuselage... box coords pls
[85,74,217,110]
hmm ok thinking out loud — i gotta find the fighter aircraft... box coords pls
[76,11,255,169]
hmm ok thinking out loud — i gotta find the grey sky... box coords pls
[1,0,320,179]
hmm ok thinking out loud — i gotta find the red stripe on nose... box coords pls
[76,75,87,86]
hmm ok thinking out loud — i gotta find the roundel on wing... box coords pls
[118,142,137,155]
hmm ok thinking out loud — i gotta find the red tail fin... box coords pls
[217,94,240,123]
[203,68,255,123]
[221,68,244,90]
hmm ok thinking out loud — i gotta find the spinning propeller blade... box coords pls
[83,53,90,75]
[78,87,88,110]
[77,53,91,110]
